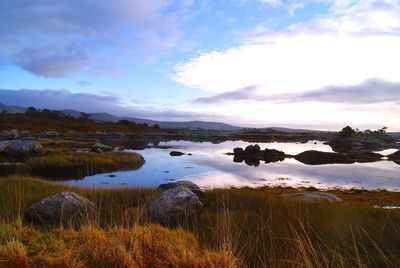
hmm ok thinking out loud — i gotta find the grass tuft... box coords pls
[26,152,144,179]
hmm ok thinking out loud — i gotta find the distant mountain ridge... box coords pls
[0,103,338,133]
[0,103,241,131]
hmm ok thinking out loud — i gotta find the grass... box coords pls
[0,176,399,267]
[26,152,145,179]
[0,223,237,268]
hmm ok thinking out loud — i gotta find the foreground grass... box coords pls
[26,152,144,179]
[1,176,400,267]
[0,223,236,268]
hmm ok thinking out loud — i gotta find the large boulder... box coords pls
[0,129,18,140]
[0,163,31,176]
[0,139,42,157]
[24,192,97,227]
[158,180,204,198]
[91,143,113,153]
[142,186,203,227]
[281,192,342,202]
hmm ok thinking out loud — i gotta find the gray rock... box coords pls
[170,151,185,156]
[19,130,31,138]
[233,147,244,155]
[0,129,18,140]
[143,186,202,227]
[0,139,42,157]
[158,180,204,198]
[42,130,60,138]
[24,192,97,227]
[388,150,400,160]
[0,163,31,176]
[280,192,342,203]
[91,143,113,152]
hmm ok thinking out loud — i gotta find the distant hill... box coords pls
[1,103,331,133]
[0,103,26,114]
[0,103,241,131]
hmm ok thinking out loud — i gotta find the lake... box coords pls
[65,140,400,191]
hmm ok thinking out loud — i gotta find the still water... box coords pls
[65,140,400,191]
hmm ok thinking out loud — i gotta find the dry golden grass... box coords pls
[0,223,237,268]
[0,176,399,267]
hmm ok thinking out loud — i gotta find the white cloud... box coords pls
[173,0,400,95]
[172,0,400,130]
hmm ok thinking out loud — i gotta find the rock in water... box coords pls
[24,192,97,227]
[158,180,204,198]
[143,186,202,227]
[170,151,185,156]
[388,150,400,160]
[280,192,342,202]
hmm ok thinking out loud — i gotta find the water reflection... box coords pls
[64,140,400,191]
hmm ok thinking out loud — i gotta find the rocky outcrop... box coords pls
[294,150,382,165]
[0,129,18,140]
[328,135,397,153]
[158,180,204,198]
[0,162,31,176]
[388,150,400,160]
[233,144,286,166]
[170,151,185,156]
[142,186,202,227]
[42,130,60,138]
[281,192,342,202]
[91,143,113,153]
[0,139,42,157]
[24,192,97,227]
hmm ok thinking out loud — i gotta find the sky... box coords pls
[0,0,399,130]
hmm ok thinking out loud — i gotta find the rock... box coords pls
[42,130,60,138]
[294,150,382,165]
[0,139,42,157]
[244,145,254,154]
[170,151,185,156]
[0,163,31,176]
[24,192,97,227]
[91,143,113,152]
[158,180,204,198]
[388,150,400,160]
[142,186,202,227]
[233,147,244,155]
[233,145,286,165]
[19,130,31,138]
[281,192,342,202]
[0,129,18,140]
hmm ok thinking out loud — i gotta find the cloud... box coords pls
[13,44,88,77]
[193,78,400,104]
[294,78,400,104]
[0,0,194,77]
[173,0,400,96]
[193,85,264,103]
